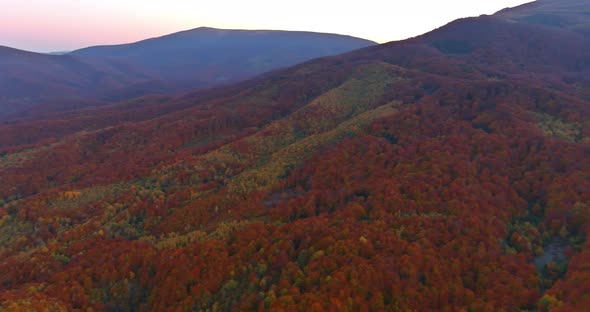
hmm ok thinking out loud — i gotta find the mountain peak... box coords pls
[494,0,590,35]
[0,28,375,118]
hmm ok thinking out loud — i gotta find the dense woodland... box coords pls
[1,1,589,311]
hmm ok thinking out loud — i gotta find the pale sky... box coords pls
[0,0,532,53]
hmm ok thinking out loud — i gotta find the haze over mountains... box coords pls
[0,28,374,119]
[71,28,377,90]
[0,45,151,117]
[0,0,589,311]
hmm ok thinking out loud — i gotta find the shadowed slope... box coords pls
[71,27,376,90]
[0,29,375,119]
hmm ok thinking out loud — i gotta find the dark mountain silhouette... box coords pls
[0,46,153,117]
[0,29,375,119]
[0,1,589,311]
[70,27,376,90]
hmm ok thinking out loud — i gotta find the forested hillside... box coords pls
[0,0,588,311]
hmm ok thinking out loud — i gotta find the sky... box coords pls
[0,0,532,53]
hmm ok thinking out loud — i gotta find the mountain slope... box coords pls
[0,29,375,119]
[8,10,588,150]
[0,1,589,311]
[0,46,154,117]
[70,27,376,90]
[496,0,590,34]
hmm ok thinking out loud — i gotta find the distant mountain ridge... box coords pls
[69,27,376,89]
[0,46,152,117]
[0,28,375,119]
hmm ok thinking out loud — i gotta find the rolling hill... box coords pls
[0,46,153,118]
[0,29,375,119]
[0,0,589,311]
[70,27,377,90]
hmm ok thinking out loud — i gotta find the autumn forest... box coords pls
[0,0,589,311]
